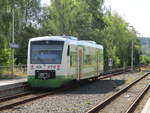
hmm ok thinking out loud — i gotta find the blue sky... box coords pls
[41,0,150,37]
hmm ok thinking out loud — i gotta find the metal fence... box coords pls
[0,65,27,78]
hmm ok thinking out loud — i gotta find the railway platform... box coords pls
[0,78,27,87]
[0,78,27,97]
[141,98,150,113]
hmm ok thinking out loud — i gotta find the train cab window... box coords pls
[30,41,64,64]
[67,45,70,56]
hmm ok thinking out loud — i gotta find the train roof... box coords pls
[29,36,103,49]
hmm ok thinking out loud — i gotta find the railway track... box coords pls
[0,82,29,93]
[99,67,131,80]
[0,68,132,111]
[0,82,30,98]
[125,85,150,113]
[0,84,77,111]
[85,72,150,113]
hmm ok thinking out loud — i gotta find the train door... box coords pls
[78,48,83,80]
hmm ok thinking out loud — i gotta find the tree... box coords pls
[40,0,105,40]
[0,0,42,65]
[101,11,140,70]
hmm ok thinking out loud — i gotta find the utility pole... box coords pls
[128,25,135,71]
[131,40,134,71]
[11,8,15,78]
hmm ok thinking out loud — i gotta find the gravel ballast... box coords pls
[99,73,150,113]
[2,71,147,113]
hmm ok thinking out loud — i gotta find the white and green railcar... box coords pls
[27,36,103,88]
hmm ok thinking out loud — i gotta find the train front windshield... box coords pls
[30,41,64,64]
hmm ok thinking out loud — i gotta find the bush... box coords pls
[140,55,150,65]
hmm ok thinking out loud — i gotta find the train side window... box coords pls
[67,45,70,56]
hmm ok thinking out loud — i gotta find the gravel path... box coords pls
[2,71,147,113]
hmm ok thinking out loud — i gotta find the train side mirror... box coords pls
[67,45,70,56]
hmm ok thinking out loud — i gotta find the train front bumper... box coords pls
[27,75,73,88]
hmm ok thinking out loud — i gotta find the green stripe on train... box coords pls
[27,75,74,88]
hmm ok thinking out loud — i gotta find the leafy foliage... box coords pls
[140,55,150,65]
[0,0,41,65]
[0,0,143,70]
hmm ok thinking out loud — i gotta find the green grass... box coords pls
[72,107,80,111]
[125,76,135,84]
[138,71,144,75]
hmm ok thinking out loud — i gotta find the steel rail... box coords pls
[0,91,33,102]
[0,67,140,111]
[85,72,150,113]
[125,85,150,113]
[99,69,130,80]
[0,69,129,111]
[0,83,29,93]
[0,66,134,96]
[0,85,75,111]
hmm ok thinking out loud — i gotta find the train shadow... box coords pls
[62,79,125,94]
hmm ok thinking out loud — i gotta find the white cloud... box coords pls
[105,0,150,37]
